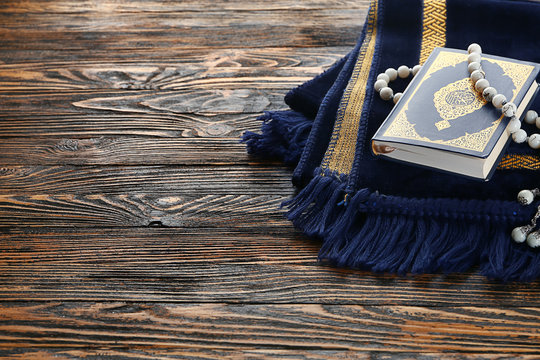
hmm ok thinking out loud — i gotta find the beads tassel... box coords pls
[374,64,421,104]
[466,43,540,149]
[513,188,540,248]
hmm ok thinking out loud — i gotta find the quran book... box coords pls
[371,47,540,180]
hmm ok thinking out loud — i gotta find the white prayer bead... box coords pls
[502,102,517,117]
[377,73,390,83]
[512,129,528,143]
[527,232,540,248]
[528,133,540,149]
[468,62,481,74]
[397,65,410,79]
[492,94,507,108]
[507,117,521,134]
[385,68,398,81]
[536,116,540,129]
[393,92,403,104]
[468,52,481,64]
[512,226,528,243]
[374,79,387,92]
[412,65,422,76]
[470,69,484,83]
[379,87,393,101]
[474,79,489,92]
[467,43,482,54]
[517,189,535,205]
[482,87,497,102]
[524,110,538,124]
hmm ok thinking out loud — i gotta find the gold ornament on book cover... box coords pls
[433,77,487,130]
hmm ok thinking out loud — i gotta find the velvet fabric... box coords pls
[243,0,540,281]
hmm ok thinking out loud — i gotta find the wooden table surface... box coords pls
[1,0,539,358]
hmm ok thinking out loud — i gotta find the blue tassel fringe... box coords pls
[241,111,312,166]
[284,173,540,282]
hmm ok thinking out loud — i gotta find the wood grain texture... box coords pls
[0,166,294,195]
[0,194,289,227]
[1,89,286,116]
[0,302,539,353]
[0,137,256,165]
[0,89,290,139]
[2,46,351,64]
[0,0,370,13]
[1,350,537,360]
[0,47,346,90]
[0,8,365,52]
[0,228,538,306]
[0,111,263,138]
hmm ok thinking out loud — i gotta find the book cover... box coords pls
[372,47,540,164]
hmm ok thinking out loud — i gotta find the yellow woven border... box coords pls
[498,154,540,170]
[321,0,379,174]
[419,0,447,65]
[321,0,449,175]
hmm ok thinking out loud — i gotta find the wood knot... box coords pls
[147,220,168,228]
[55,139,80,152]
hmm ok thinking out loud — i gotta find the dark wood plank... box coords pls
[0,228,538,305]
[0,166,294,195]
[0,89,286,115]
[0,90,286,138]
[1,349,536,360]
[0,194,288,227]
[0,0,368,13]
[0,8,365,52]
[1,45,351,64]
[0,137,261,165]
[0,47,346,89]
[0,302,539,353]
[0,112,262,138]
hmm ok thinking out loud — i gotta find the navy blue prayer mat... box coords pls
[243,0,540,282]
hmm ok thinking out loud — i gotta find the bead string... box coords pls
[465,43,540,150]
[466,43,540,248]
[513,188,540,248]
[374,43,540,248]
[374,64,422,104]
[512,203,540,248]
